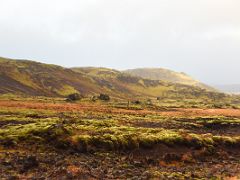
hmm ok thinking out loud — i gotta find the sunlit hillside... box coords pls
[124,68,215,91]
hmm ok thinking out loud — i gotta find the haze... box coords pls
[0,0,239,85]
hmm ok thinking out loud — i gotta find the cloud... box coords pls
[202,27,240,40]
[0,0,239,84]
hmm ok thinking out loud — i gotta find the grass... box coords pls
[1,103,240,152]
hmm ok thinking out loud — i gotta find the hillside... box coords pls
[0,57,106,97]
[124,68,215,91]
[0,57,226,101]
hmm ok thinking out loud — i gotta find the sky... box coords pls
[0,0,239,85]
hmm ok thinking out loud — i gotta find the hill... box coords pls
[0,57,226,101]
[71,67,226,102]
[124,68,215,91]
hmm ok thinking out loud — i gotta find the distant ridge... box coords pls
[124,68,215,91]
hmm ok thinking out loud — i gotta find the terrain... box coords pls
[1,57,240,179]
[0,96,240,179]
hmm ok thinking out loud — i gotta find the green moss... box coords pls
[212,136,240,146]
[1,102,240,152]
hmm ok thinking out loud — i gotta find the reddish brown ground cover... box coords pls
[1,100,240,117]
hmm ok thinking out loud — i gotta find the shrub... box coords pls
[212,103,224,109]
[132,100,141,104]
[66,93,82,101]
[98,94,110,101]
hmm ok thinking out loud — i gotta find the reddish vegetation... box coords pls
[160,108,240,117]
[1,100,240,117]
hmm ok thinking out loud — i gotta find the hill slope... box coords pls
[124,68,215,91]
[0,57,225,100]
[72,67,225,100]
[0,57,104,96]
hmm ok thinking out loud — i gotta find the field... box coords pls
[0,97,240,179]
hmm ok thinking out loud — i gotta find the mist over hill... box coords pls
[124,68,215,91]
[214,84,240,94]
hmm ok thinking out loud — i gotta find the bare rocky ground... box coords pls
[1,145,240,179]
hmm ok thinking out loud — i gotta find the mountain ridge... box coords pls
[0,57,224,101]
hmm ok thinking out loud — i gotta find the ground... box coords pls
[0,98,240,179]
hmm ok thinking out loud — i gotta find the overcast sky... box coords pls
[0,0,239,84]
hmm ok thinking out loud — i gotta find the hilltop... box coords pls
[124,68,215,91]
